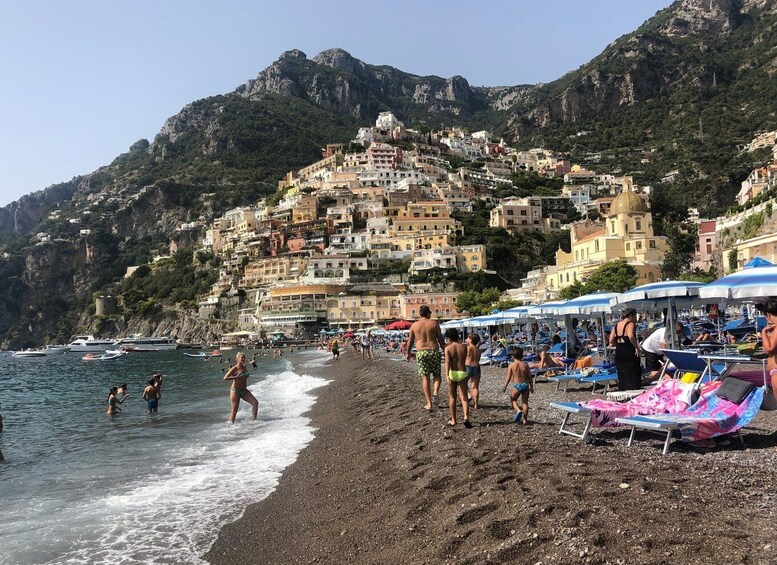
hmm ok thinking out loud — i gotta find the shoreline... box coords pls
[206,349,777,564]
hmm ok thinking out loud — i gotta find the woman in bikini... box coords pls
[107,386,123,416]
[223,352,259,423]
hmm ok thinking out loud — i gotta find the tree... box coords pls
[661,225,696,279]
[583,260,639,293]
[455,287,502,316]
[559,280,586,300]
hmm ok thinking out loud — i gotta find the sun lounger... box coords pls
[616,379,765,455]
[578,371,619,394]
[550,379,696,442]
[659,349,726,384]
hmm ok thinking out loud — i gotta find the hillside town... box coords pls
[163,114,777,339]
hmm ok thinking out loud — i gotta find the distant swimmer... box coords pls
[107,386,124,416]
[143,379,159,413]
[117,382,128,401]
[223,352,259,423]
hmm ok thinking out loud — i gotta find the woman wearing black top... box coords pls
[609,309,642,391]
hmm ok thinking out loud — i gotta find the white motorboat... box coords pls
[68,335,120,353]
[43,345,71,355]
[116,335,179,351]
[13,350,46,358]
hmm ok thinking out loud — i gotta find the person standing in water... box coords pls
[107,386,123,416]
[223,352,259,423]
[142,379,159,413]
[406,305,446,413]
[444,328,472,428]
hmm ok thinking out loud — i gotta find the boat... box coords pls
[105,349,129,356]
[68,335,120,353]
[13,350,47,358]
[42,345,71,355]
[115,335,179,351]
[82,352,123,361]
[184,352,208,358]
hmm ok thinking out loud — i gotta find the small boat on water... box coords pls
[184,352,208,358]
[82,352,123,361]
[13,350,47,358]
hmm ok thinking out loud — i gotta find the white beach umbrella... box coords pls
[699,265,777,302]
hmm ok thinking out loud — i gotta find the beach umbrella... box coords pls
[743,256,773,269]
[699,265,777,302]
[552,292,619,316]
[611,281,710,349]
[528,301,568,319]
[386,320,413,330]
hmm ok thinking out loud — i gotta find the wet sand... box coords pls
[206,349,777,564]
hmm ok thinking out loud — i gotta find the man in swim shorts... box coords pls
[142,379,159,413]
[444,328,472,428]
[406,305,445,413]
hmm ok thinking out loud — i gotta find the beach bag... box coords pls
[715,377,754,405]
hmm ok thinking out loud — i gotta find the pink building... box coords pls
[693,220,717,271]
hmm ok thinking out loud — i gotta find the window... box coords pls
[650,240,657,249]
[520,210,527,216]
[507,209,514,216]
[626,243,631,251]
[636,241,643,250]
[635,219,642,231]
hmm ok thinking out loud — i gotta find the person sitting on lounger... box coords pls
[529,345,562,371]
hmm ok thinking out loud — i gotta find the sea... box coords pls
[0,348,331,565]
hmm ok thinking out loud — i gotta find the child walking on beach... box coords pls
[465,334,482,409]
[503,348,533,424]
[444,328,472,428]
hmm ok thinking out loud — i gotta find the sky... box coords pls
[0,0,672,207]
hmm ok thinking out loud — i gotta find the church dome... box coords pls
[610,190,648,216]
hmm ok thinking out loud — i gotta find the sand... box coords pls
[205,349,777,565]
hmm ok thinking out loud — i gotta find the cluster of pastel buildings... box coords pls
[174,114,777,338]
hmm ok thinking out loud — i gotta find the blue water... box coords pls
[0,349,330,564]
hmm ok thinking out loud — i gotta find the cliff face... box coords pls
[239,47,535,124]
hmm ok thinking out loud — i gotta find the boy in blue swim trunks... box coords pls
[465,334,482,409]
[503,348,533,424]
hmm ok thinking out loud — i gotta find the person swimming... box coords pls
[223,352,259,423]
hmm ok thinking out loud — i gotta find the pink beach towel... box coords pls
[582,379,698,428]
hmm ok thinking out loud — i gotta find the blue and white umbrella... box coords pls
[552,292,620,316]
[501,305,533,323]
[743,256,772,269]
[699,265,777,301]
[528,300,567,318]
[611,280,711,349]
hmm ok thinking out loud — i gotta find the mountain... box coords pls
[1,0,777,346]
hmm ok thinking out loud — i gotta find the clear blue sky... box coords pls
[0,0,672,207]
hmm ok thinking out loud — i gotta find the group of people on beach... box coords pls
[106,372,162,416]
[404,306,535,427]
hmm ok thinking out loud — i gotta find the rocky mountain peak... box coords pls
[311,48,364,74]
[279,49,307,60]
[658,0,742,37]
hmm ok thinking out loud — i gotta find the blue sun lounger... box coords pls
[659,349,726,384]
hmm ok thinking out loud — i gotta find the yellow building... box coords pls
[547,189,667,292]
[326,283,401,328]
[726,231,777,273]
[392,201,461,235]
[369,232,455,259]
[243,253,309,288]
[292,194,319,223]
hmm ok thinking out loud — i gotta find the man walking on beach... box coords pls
[406,305,445,413]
